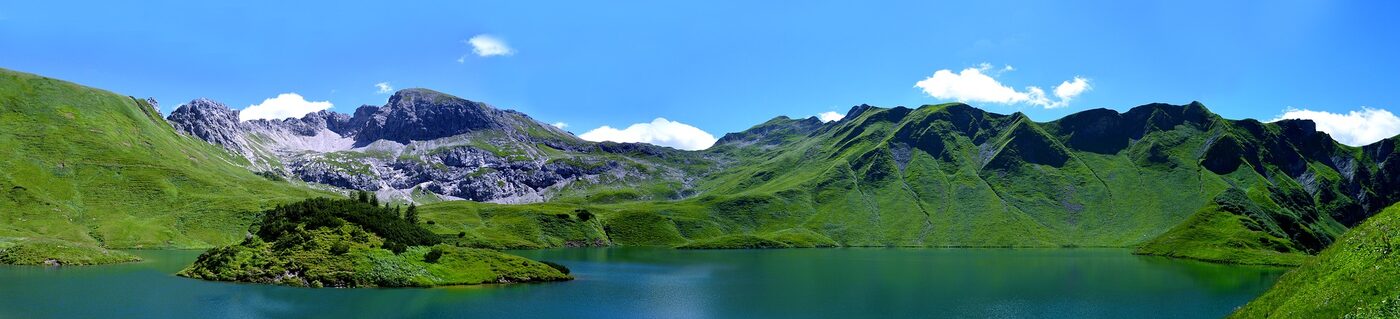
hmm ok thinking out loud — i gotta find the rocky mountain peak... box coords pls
[353,88,515,145]
[714,115,824,148]
[845,104,876,119]
[167,98,247,152]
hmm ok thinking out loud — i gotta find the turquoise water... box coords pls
[0,248,1284,318]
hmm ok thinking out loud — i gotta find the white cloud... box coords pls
[578,118,717,150]
[375,82,393,94]
[1054,77,1090,100]
[456,55,467,64]
[239,93,333,122]
[552,122,569,129]
[913,64,1090,109]
[1270,107,1400,146]
[817,111,845,122]
[467,35,514,57]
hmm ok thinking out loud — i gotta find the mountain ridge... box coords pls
[6,66,1400,269]
[165,88,708,204]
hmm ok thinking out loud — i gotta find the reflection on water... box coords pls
[0,248,1285,319]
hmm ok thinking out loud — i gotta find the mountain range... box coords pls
[5,67,1400,269]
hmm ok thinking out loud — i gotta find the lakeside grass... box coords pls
[0,237,140,265]
[1231,204,1400,318]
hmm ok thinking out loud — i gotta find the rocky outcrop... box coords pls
[355,89,544,145]
[166,89,706,204]
[167,99,250,154]
[714,116,824,149]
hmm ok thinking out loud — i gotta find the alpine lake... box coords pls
[0,248,1285,319]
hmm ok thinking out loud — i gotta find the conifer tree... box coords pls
[405,204,419,224]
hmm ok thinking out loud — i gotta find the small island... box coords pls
[179,193,572,288]
[0,238,141,266]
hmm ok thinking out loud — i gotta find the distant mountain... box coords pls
[669,102,1397,263]
[7,66,1400,269]
[394,101,1389,266]
[166,88,707,204]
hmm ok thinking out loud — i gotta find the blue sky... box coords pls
[3,1,1399,149]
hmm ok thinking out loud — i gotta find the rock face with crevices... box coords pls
[167,88,710,204]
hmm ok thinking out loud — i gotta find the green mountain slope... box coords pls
[1230,203,1400,318]
[0,68,327,249]
[6,67,1398,271]
[1134,189,1313,266]
[418,102,1396,266]
[688,103,1379,251]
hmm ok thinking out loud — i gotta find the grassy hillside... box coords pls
[1231,204,1400,318]
[3,67,1394,274]
[1134,189,1312,266]
[0,68,326,250]
[416,102,1392,262]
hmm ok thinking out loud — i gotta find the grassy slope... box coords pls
[1134,202,1310,266]
[1231,204,1400,318]
[0,68,327,249]
[417,102,1381,263]
[0,66,1383,273]
[0,237,139,265]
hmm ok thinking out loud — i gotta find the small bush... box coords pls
[424,248,444,263]
[384,242,407,255]
[457,231,466,238]
[330,242,350,255]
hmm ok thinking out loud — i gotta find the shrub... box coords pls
[404,204,419,224]
[255,197,440,249]
[384,242,407,255]
[457,232,466,238]
[424,247,444,263]
[330,242,350,255]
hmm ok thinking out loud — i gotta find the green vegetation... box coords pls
[676,235,794,249]
[0,68,327,250]
[418,102,1385,262]
[179,196,570,287]
[0,238,140,265]
[9,67,1400,318]
[1231,204,1400,318]
[1135,189,1312,266]
[420,201,609,250]
[675,229,839,249]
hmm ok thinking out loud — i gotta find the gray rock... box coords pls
[165,89,706,204]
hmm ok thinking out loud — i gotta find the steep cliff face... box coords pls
[166,88,709,204]
[352,89,568,146]
[166,99,250,154]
